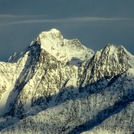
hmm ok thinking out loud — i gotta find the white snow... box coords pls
[0,29,134,134]
[0,83,14,115]
[35,29,94,64]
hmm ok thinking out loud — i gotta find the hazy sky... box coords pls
[0,0,134,61]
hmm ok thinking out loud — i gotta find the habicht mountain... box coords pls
[0,29,133,134]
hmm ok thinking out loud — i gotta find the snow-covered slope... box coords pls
[0,29,134,134]
[0,62,16,115]
[36,29,94,65]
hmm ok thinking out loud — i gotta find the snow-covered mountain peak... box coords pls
[100,44,134,66]
[102,44,124,54]
[81,44,134,84]
[33,29,94,65]
[49,28,61,33]
[0,30,134,134]
[102,44,132,56]
[37,28,63,40]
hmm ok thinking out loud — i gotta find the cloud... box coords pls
[0,16,134,26]
[0,14,48,18]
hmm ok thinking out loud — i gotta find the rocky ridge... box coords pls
[0,29,133,134]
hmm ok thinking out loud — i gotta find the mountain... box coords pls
[0,29,134,134]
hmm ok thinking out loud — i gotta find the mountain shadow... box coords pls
[0,71,134,133]
[68,90,134,134]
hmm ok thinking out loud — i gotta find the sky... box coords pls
[0,0,134,61]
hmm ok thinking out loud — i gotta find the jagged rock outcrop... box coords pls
[0,29,133,134]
